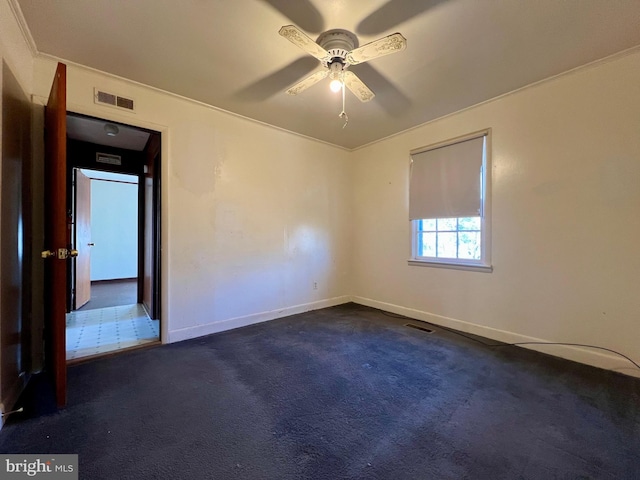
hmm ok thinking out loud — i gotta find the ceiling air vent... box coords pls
[94,88,136,112]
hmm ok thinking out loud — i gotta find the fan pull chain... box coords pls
[339,79,348,129]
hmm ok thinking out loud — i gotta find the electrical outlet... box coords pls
[313,282,318,290]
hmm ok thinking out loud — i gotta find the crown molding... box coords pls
[7,0,38,56]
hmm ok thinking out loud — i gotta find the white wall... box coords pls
[86,173,138,281]
[351,49,640,377]
[0,0,33,94]
[13,2,640,378]
[33,57,353,343]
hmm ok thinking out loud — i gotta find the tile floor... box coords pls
[66,304,160,360]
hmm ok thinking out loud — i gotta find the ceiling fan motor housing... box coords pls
[317,29,359,68]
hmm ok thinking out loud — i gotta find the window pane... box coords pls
[458,217,481,230]
[437,232,457,258]
[418,232,436,257]
[437,218,457,231]
[421,219,436,231]
[413,214,484,262]
[458,231,481,259]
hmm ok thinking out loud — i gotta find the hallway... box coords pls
[77,278,137,311]
[66,304,159,361]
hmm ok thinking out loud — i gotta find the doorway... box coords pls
[64,113,161,361]
[73,169,139,311]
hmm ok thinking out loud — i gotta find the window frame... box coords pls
[408,129,493,273]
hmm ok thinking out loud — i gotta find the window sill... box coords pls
[408,259,493,273]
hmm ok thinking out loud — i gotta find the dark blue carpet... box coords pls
[1,303,639,479]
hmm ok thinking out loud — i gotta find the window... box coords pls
[409,130,491,272]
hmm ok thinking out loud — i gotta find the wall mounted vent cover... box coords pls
[94,88,136,112]
[96,153,122,166]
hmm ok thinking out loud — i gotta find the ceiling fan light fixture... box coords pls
[328,60,344,93]
[104,123,119,137]
[329,79,343,93]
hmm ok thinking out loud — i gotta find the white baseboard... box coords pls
[351,296,640,378]
[167,295,351,343]
[166,294,639,378]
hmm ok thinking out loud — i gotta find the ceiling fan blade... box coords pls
[343,71,375,102]
[346,33,407,65]
[279,25,329,61]
[235,57,318,102]
[350,63,411,115]
[263,0,324,34]
[356,0,445,36]
[286,70,328,95]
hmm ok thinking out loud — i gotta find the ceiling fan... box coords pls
[278,25,407,102]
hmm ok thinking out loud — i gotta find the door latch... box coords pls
[41,248,79,259]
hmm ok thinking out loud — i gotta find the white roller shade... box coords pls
[409,135,484,220]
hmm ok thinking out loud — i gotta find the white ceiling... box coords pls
[67,114,151,151]
[17,0,640,149]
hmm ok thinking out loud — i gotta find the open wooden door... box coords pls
[43,63,68,408]
[1,60,32,415]
[142,133,161,320]
[74,169,92,309]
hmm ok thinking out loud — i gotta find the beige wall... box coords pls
[2,0,639,382]
[351,49,640,377]
[32,56,353,343]
[0,0,33,93]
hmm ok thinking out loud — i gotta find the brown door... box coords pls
[1,61,32,412]
[43,62,68,407]
[74,169,91,309]
[142,134,160,319]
